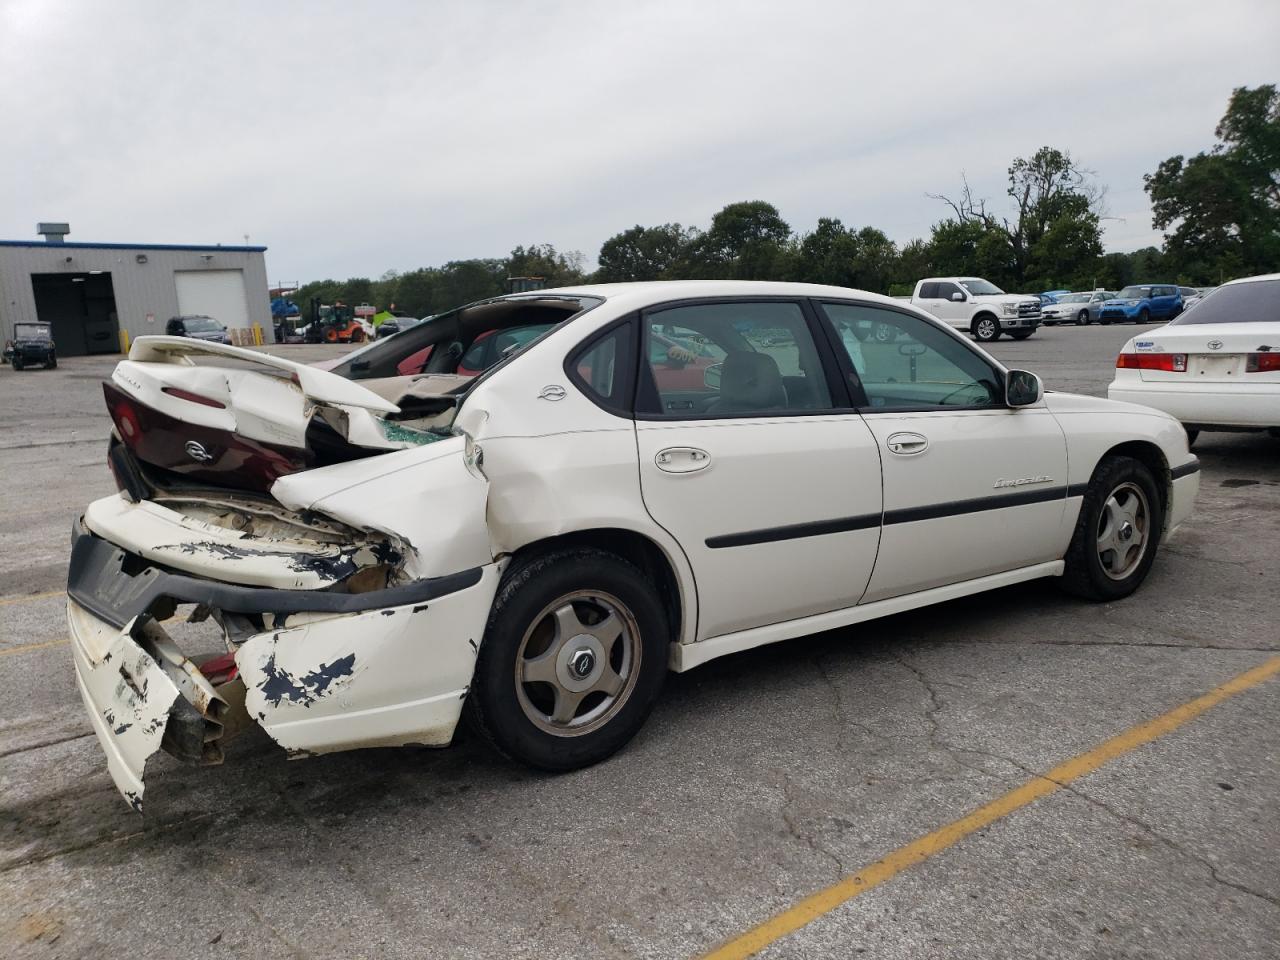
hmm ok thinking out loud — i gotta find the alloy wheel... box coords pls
[514,590,642,737]
[1096,482,1151,580]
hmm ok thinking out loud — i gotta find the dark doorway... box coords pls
[31,272,120,356]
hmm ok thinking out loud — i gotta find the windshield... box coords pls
[1057,293,1090,304]
[959,279,1004,296]
[15,323,51,340]
[1170,279,1277,325]
[1116,286,1151,300]
[183,316,223,333]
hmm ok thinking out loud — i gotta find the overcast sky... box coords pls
[2,0,1277,283]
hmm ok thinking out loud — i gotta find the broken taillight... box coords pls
[1116,353,1188,372]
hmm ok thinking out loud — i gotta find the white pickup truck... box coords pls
[911,277,1042,342]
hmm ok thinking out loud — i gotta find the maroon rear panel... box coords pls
[103,381,311,493]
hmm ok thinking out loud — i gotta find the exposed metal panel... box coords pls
[0,243,275,349]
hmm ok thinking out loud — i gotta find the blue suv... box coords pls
[1097,284,1183,324]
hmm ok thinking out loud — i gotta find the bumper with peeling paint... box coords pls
[68,525,503,811]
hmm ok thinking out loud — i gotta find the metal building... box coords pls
[0,224,273,356]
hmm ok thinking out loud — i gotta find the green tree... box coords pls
[595,223,696,281]
[506,244,587,287]
[930,147,1105,289]
[1145,84,1280,283]
[693,200,793,279]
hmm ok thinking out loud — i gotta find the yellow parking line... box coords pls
[0,638,70,658]
[701,655,1280,960]
[0,589,65,607]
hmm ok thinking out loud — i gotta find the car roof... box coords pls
[536,279,921,311]
[1222,273,1280,286]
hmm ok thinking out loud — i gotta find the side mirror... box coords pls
[1006,369,1043,407]
[950,291,965,302]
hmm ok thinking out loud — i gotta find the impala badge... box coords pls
[538,384,566,401]
[185,440,214,462]
[993,476,1052,489]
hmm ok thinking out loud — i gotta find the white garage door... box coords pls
[174,270,250,329]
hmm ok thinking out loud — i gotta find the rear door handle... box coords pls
[655,447,712,474]
[886,432,929,456]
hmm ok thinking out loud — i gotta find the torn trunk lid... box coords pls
[106,335,446,492]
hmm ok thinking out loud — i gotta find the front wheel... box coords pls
[1061,456,1164,601]
[1138,308,1151,324]
[46,353,57,369]
[350,328,366,343]
[466,547,670,771]
[11,357,23,371]
[1009,331,1033,340]
[1076,310,1089,326]
[971,316,1000,342]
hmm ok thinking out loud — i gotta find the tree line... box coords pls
[294,85,1277,319]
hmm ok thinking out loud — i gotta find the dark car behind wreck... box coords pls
[3,321,57,370]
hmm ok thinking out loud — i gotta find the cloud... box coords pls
[3,0,1277,280]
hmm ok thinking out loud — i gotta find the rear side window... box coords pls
[568,319,636,415]
[1170,279,1279,325]
[918,282,939,299]
[637,301,833,417]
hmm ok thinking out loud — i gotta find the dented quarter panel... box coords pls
[236,563,503,753]
[68,602,183,811]
[272,436,493,579]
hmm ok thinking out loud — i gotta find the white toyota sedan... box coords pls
[1108,273,1280,445]
[69,281,1199,809]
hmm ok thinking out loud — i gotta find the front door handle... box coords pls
[886,432,929,456]
[655,447,712,474]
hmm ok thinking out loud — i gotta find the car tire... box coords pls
[350,328,366,343]
[1138,308,1150,324]
[1100,317,1111,326]
[11,357,23,371]
[46,353,57,370]
[1009,331,1033,340]
[465,547,670,772]
[1076,310,1089,326]
[971,315,1000,342]
[1061,455,1164,602]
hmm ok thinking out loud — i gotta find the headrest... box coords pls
[717,350,787,412]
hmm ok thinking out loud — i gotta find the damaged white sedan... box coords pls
[69,282,1200,810]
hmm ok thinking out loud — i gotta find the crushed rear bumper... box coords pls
[68,520,500,811]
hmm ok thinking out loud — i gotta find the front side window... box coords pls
[958,279,1004,296]
[821,303,1003,410]
[936,282,963,300]
[638,301,832,417]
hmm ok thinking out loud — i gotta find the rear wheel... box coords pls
[466,547,669,771]
[1061,456,1164,601]
[1076,310,1089,326]
[972,315,1000,342]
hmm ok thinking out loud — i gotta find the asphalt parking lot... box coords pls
[1,324,1276,959]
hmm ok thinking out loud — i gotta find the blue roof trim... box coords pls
[0,240,267,252]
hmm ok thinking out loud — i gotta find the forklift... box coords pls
[304,300,369,344]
